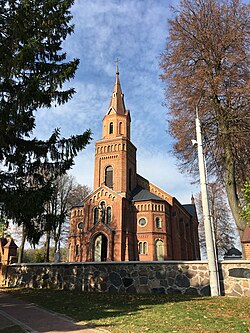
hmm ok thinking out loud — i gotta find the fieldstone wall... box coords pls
[1,260,250,297]
[221,261,250,296]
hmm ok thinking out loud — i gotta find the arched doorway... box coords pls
[94,234,108,262]
[155,239,164,261]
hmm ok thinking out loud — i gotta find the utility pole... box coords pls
[194,109,221,296]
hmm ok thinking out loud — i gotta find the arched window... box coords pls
[76,244,80,256]
[138,241,148,255]
[119,121,124,135]
[107,206,112,224]
[143,242,148,254]
[138,242,143,254]
[93,207,99,225]
[105,166,113,189]
[100,201,106,223]
[109,122,114,134]
[156,217,161,229]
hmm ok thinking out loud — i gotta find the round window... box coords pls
[138,218,147,227]
[78,222,83,229]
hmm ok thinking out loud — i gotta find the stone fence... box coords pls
[1,260,250,297]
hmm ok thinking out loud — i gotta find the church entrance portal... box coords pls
[155,239,164,261]
[94,234,108,262]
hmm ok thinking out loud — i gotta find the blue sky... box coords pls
[34,0,198,204]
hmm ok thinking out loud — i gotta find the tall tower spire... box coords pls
[94,63,136,195]
[108,60,126,115]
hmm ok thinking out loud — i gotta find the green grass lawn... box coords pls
[2,288,250,333]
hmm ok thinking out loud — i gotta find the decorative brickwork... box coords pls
[68,69,200,263]
[244,244,250,260]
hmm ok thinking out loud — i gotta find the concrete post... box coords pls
[195,113,221,296]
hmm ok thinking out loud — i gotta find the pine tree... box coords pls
[0,0,91,259]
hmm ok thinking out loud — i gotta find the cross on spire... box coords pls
[115,58,120,74]
[108,58,125,115]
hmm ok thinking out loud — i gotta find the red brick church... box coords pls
[68,68,200,262]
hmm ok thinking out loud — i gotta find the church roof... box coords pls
[108,66,126,115]
[4,238,18,249]
[183,204,196,217]
[242,226,250,243]
[70,201,84,209]
[224,246,242,257]
[131,186,166,202]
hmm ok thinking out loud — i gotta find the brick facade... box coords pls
[242,227,250,260]
[68,69,200,262]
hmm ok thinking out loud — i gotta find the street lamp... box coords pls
[194,108,221,297]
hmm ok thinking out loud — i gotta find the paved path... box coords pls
[0,292,108,333]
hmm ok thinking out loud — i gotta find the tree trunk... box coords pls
[54,238,58,256]
[44,230,50,262]
[224,145,245,239]
[54,221,62,256]
[18,224,26,263]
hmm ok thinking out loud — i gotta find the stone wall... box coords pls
[221,261,250,296]
[1,260,250,297]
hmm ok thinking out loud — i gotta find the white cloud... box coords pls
[69,143,95,190]
[32,0,198,205]
[137,147,198,204]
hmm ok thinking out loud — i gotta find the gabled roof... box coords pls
[70,201,84,209]
[242,226,250,243]
[0,237,8,248]
[89,219,114,233]
[70,184,124,210]
[183,204,196,217]
[4,238,18,249]
[131,186,166,202]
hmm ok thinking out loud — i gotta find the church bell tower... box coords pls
[94,67,137,197]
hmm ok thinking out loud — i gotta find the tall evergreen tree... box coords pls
[0,0,91,257]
